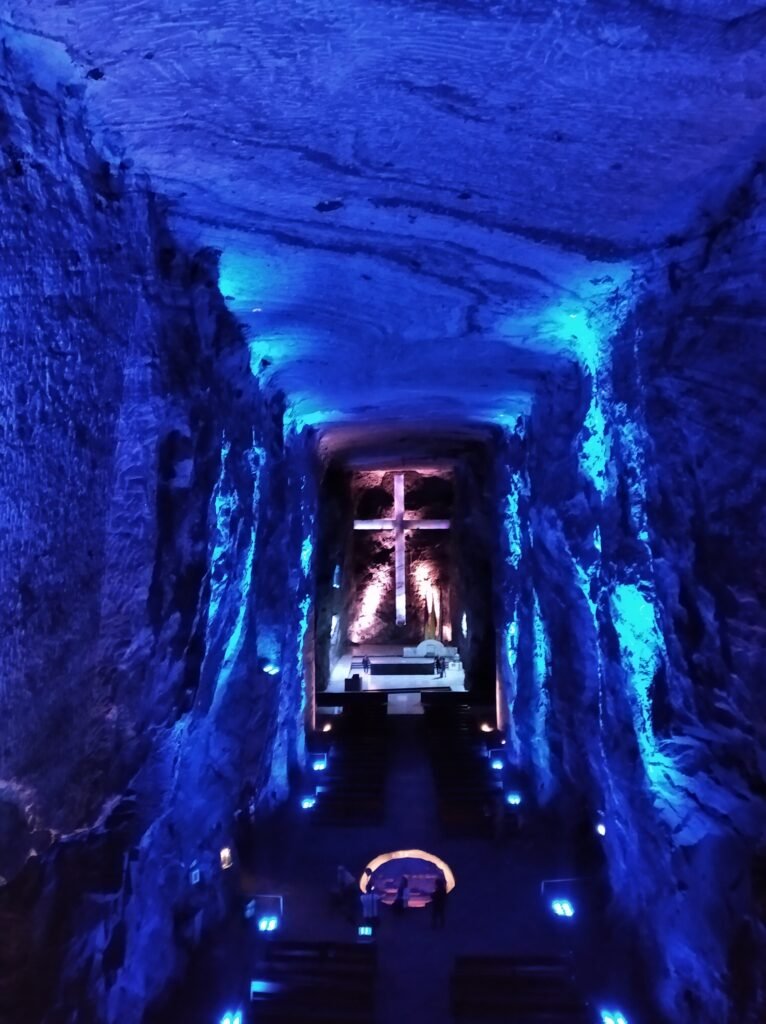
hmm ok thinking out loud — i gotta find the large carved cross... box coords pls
[354,472,450,624]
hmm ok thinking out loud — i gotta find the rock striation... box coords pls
[0,43,312,1023]
[495,161,766,1022]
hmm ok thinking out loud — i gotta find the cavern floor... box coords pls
[150,718,653,1024]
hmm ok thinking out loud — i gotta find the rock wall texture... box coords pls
[495,163,766,1022]
[0,45,311,1023]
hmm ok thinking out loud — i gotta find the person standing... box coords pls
[393,875,409,914]
[431,876,448,928]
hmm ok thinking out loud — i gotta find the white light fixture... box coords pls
[220,847,233,870]
[551,898,575,918]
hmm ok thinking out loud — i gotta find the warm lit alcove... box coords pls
[313,441,496,703]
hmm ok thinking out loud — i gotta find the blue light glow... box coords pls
[505,490,523,569]
[208,437,235,625]
[551,899,575,918]
[250,979,282,996]
[506,791,522,806]
[610,582,667,775]
[297,594,311,708]
[530,590,552,794]
[616,414,652,544]
[300,534,313,577]
[504,606,520,691]
[301,795,316,809]
[263,663,280,676]
[491,758,504,771]
[600,1011,629,1024]
[209,436,264,711]
[258,916,279,932]
[579,390,611,497]
[358,924,373,937]
[219,1013,241,1024]
[312,754,327,772]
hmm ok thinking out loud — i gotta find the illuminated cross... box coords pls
[354,472,450,624]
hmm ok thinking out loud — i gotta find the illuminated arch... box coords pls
[359,849,456,892]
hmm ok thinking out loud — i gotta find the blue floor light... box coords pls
[505,791,522,806]
[311,753,328,772]
[600,1012,629,1024]
[551,898,575,917]
[220,1013,242,1024]
[258,915,279,932]
[300,795,316,810]
[488,748,505,771]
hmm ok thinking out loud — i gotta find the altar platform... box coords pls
[328,643,466,697]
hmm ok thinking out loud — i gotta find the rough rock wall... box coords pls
[495,165,766,1022]
[450,450,496,699]
[0,44,311,1023]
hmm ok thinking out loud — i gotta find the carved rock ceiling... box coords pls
[10,0,766,453]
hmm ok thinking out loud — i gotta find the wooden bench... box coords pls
[247,942,377,1024]
[450,954,591,1022]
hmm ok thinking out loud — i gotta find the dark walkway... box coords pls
[151,711,654,1024]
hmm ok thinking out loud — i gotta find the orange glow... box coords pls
[349,564,388,641]
[359,848,456,893]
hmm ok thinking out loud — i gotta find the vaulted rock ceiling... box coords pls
[9,0,766,444]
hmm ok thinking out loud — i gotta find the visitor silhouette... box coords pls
[393,875,409,913]
[431,875,447,928]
